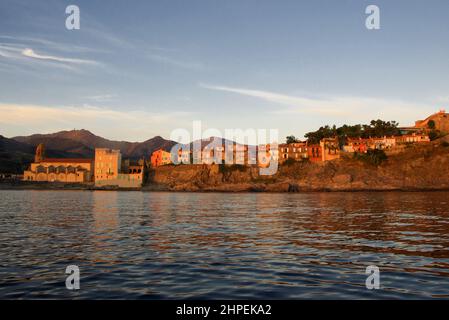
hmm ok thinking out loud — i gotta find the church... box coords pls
[23,144,94,183]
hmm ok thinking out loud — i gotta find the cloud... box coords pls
[200,83,433,124]
[21,48,98,65]
[0,103,192,141]
[0,35,100,53]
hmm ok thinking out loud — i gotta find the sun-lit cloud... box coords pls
[0,103,192,141]
[21,48,98,65]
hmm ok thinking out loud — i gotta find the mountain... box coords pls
[12,129,177,159]
[0,135,34,173]
[0,131,122,173]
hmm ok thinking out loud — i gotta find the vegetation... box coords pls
[428,120,436,130]
[219,164,246,174]
[304,120,401,145]
[282,158,297,166]
[429,130,440,141]
[353,149,388,166]
[286,135,301,144]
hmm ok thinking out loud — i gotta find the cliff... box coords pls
[145,142,449,192]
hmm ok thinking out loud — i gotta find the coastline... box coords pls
[3,143,449,193]
[2,181,449,193]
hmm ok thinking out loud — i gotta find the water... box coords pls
[1,190,449,299]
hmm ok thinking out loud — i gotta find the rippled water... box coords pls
[1,190,449,299]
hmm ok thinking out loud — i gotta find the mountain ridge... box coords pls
[12,129,177,159]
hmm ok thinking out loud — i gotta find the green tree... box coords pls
[304,119,401,144]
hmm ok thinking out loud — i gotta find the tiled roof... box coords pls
[41,158,93,163]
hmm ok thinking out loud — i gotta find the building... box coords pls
[307,144,322,162]
[320,138,340,161]
[24,158,93,182]
[278,142,308,162]
[94,148,121,181]
[95,148,144,188]
[344,136,397,153]
[343,138,368,153]
[23,144,93,183]
[343,133,430,153]
[150,149,172,167]
[395,133,430,144]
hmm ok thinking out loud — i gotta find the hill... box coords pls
[12,129,176,159]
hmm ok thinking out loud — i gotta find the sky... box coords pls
[1,0,449,142]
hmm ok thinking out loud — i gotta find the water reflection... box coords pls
[1,190,449,299]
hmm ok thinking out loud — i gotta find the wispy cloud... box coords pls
[21,48,98,65]
[0,35,101,53]
[200,84,433,124]
[0,103,192,141]
[0,35,101,73]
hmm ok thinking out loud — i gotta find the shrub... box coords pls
[429,130,440,141]
[219,164,246,174]
[354,149,387,166]
[283,158,297,166]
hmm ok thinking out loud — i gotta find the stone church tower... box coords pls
[35,143,45,163]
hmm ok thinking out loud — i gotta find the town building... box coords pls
[278,142,308,162]
[344,136,396,153]
[343,133,430,153]
[94,148,144,188]
[150,149,172,167]
[307,144,322,162]
[320,138,340,161]
[395,133,431,144]
[94,148,121,181]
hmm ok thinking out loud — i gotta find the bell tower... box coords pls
[35,143,45,163]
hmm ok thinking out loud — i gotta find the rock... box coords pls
[288,183,300,192]
[332,174,352,185]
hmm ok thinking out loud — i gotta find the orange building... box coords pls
[95,148,144,188]
[278,142,308,162]
[94,148,122,182]
[320,138,340,161]
[151,149,172,167]
[307,144,322,162]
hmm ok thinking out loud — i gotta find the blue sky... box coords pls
[1,0,449,142]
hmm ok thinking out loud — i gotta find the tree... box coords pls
[354,149,387,166]
[286,135,300,144]
[428,120,436,130]
[304,119,401,144]
[429,130,439,141]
